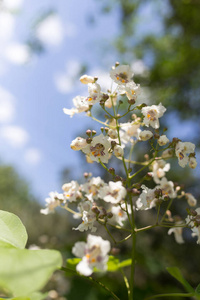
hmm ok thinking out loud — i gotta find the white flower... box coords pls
[72,234,111,276]
[139,130,153,141]
[73,201,97,233]
[185,193,197,207]
[162,148,173,159]
[82,133,111,164]
[62,180,81,202]
[136,185,156,210]
[114,145,124,158]
[186,208,200,244]
[99,181,127,204]
[110,65,133,85]
[63,96,89,117]
[87,82,101,104]
[81,176,105,200]
[158,135,169,146]
[142,103,166,129]
[168,222,184,244]
[189,157,197,169]
[111,203,131,226]
[70,137,87,151]
[157,177,176,199]
[108,129,118,139]
[80,75,95,84]
[118,82,140,100]
[175,141,195,168]
[150,159,170,184]
[40,192,64,215]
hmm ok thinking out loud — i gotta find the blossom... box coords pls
[175,141,195,168]
[86,82,101,104]
[186,208,200,244]
[73,201,97,233]
[62,180,81,202]
[185,193,197,207]
[72,234,111,276]
[70,137,87,151]
[139,130,153,141]
[141,103,166,129]
[99,181,127,204]
[63,96,89,117]
[110,65,133,85]
[168,222,184,244]
[81,176,105,200]
[150,159,170,184]
[136,185,156,210]
[158,135,169,146]
[114,145,124,158]
[157,177,176,199]
[82,133,111,164]
[118,82,140,100]
[40,191,64,215]
[111,203,131,226]
[80,74,95,84]
[189,157,197,169]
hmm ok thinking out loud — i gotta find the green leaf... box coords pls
[0,292,47,300]
[107,256,120,272]
[166,267,194,293]
[195,283,200,295]
[118,259,132,268]
[0,210,27,249]
[0,248,62,297]
[66,258,81,271]
[107,256,132,272]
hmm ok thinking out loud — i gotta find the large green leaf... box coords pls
[0,248,62,297]
[166,267,194,293]
[0,210,27,249]
[0,292,47,300]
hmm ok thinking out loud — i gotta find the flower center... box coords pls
[85,245,101,263]
[115,72,128,83]
[90,143,105,157]
[147,109,157,121]
[179,152,184,160]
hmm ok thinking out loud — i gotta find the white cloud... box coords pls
[3,0,24,11]
[0,11,15,42]
[5,43,31,65]
[54,74,74,94]
[54,60,82,94]
[0,86,15,123]
[35,14,64,47]
[0,125,29,148]
[24,148,41,165]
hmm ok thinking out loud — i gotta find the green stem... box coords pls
[129,230,136,300]
[104,224,117,244]
[145,292,194,299]
[61,267,120,300]
[120,268,131,299]
[129,157,156,180]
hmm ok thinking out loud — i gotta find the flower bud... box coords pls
[108,167,115,175]
[92,206,100,215]
[86,129,92,136]
[107,212,113,219]
[189,157,197,169]
[108,129,118,139]
[139,130,153,141]
[80,74,95,84]
[86,137,92,144]
[128,99,136,105]
[158,135,169,146]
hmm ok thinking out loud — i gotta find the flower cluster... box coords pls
[42,63,198,278]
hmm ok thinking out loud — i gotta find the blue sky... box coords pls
[0,0,121,201]
[0,0,198,204]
